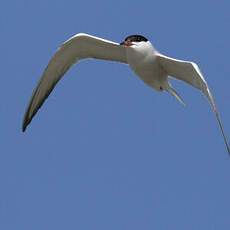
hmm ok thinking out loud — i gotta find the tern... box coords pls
[22,33,230,154]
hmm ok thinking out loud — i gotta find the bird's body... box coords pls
[126,41,167,91]
[22,33,230,154]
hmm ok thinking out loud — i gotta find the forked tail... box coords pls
[167,85,186,106]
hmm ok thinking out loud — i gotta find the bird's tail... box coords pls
[167,85,186,106]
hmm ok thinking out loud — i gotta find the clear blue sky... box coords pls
[1,0,230,229]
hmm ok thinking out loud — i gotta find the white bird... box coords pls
[22,33,230,154]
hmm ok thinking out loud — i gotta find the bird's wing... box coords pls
[22,33,127,131]
[156,52,230,154]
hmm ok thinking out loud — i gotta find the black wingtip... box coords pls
[22,116,30,133]
[22,122,27,132]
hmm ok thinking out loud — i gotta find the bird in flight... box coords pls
[22,33,230,154]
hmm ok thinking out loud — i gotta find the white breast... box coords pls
[126,41,167,91]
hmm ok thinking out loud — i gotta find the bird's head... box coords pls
[120,35,148,47]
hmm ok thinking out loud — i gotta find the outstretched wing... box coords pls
[156,53,230,154]
[22,33,127,131]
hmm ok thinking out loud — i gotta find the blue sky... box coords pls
[1,0,230,229]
